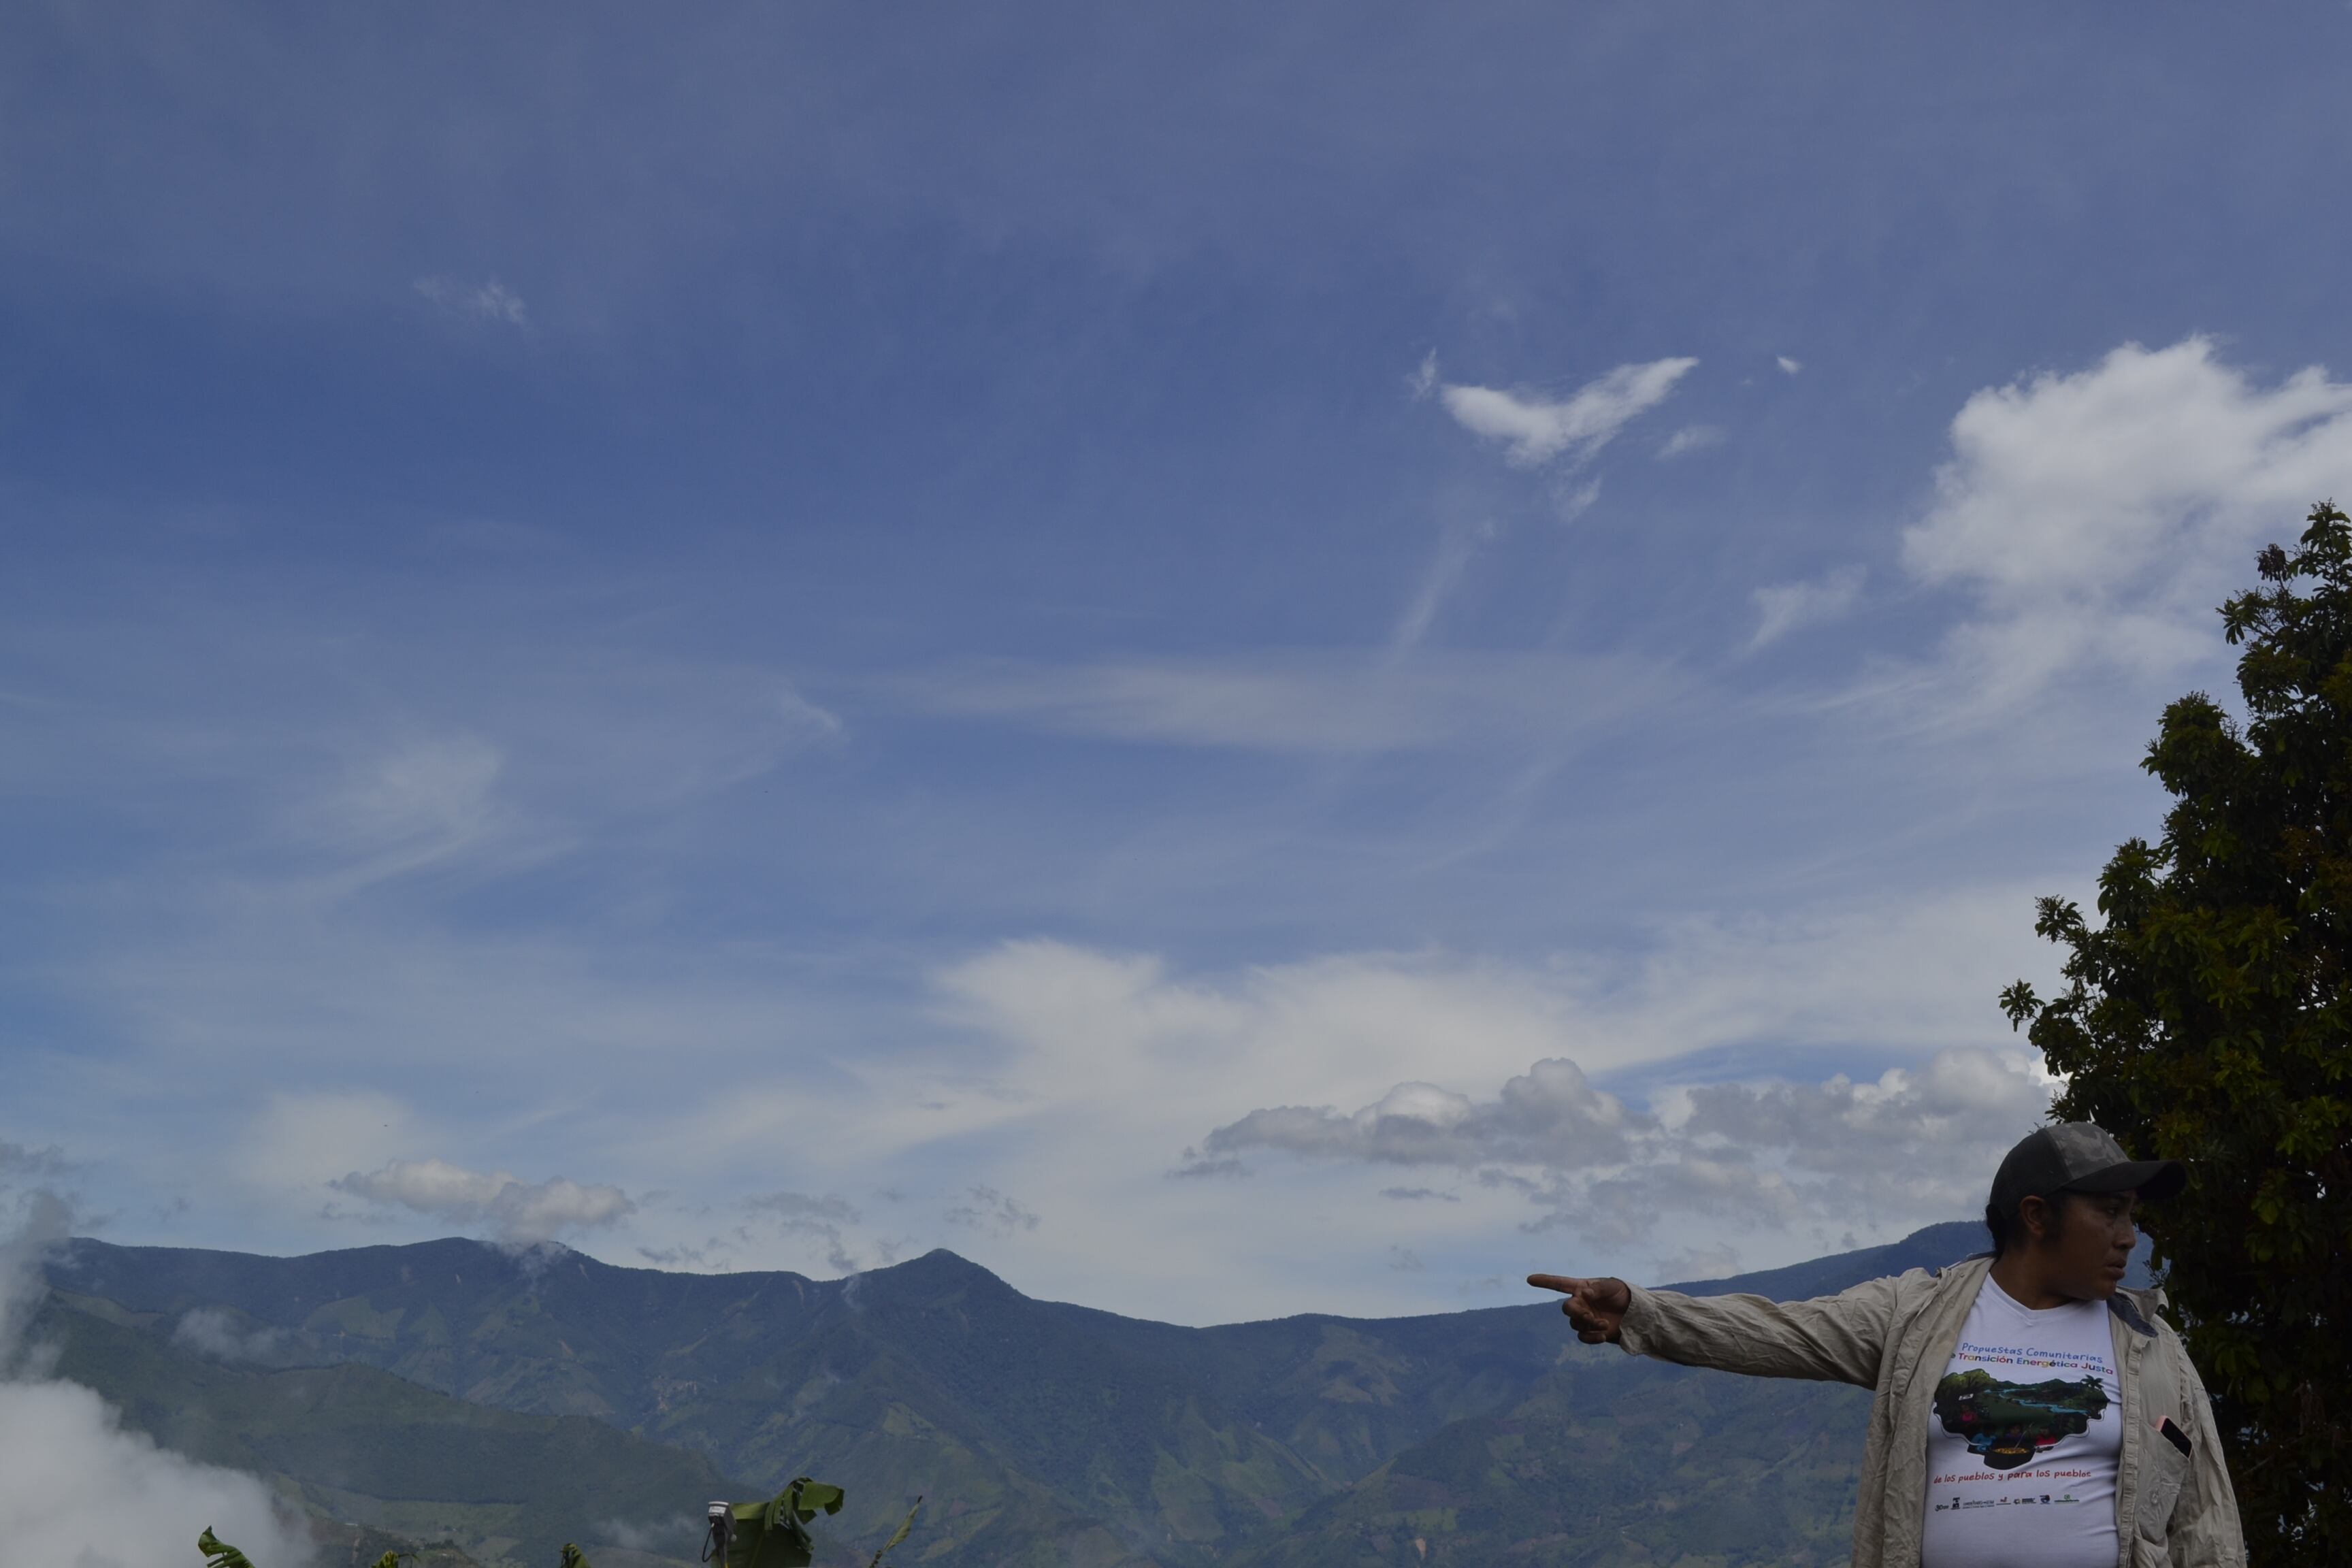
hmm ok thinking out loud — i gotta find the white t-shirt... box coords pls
[1918,1276,2122,1568]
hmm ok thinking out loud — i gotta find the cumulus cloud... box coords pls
[414,274,528,325]
[331,1158,634,1241]
[1904,337,2352,710]
[1749,566,1866,650]
[1439,357,1699,467]
[1198,1046,2055,1245]
[1203,1059,1635,1170]
[1,1196,312,1568]
[648,886,2057,1320]
[1777,356,1803,376]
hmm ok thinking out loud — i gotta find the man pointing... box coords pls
[1530,1122,2244,1568]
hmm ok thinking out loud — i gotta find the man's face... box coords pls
[2027,1189,2138,1300]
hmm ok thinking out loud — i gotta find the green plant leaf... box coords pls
[197,1528,255,1568]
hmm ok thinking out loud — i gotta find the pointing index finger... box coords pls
[1526,1273,1586,1294]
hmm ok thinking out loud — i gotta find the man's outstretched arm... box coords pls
[1528,1270,1899,1388]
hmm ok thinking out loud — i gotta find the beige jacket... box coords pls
[1616,1254,2244,1568]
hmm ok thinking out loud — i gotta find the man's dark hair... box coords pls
[1986,1192,2074,1256]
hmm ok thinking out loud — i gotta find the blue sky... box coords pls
[6,1,2352,1323]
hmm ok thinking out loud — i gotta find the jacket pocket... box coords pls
[2135,1424,2189,1542]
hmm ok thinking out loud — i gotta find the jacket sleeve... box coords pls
[1614,1272,1904,1388]
[2165,1330,2247,1568]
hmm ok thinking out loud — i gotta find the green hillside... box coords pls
[36,1292,746,1568]
[45,1222,1996,1567]
[1230,1354,1867,1568]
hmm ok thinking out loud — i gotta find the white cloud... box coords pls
[1749,565,1866,650]
[943,1185,1040,1237]
[1656,425,1725,459]
[0,1379,313,1568]
[1203,1045,2055,1246]
[1778,356,1803,376]
[171,1308,288,1365]
[1408,350,1439,400]
[291,734,513,885]
[1904,337,2352,712]
[739,1190,864,1273]
[1439,357,1698,467]
[414,274,529,325]
[332,1158,634,1241]
[1652,1243,1744,1282]
[1,1198,312,1568]
[1200,1058,1635,1170]
[889,650,1676,753]
[715,883,2056,1319]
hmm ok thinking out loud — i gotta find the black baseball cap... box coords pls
[1990,1122,2187,1218]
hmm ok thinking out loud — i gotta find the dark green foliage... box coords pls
[2002,501,2352,1562]
[722,1478,845,1568]
[559,1548,592,1568]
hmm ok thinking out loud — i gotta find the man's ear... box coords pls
[2016,1193,2052,1245]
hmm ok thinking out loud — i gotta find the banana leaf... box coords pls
[866,1498,922,1568]
[723,1477,846,1568]
[198,1529,255,1568]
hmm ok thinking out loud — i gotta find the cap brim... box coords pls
[2068,1158,2186,1203]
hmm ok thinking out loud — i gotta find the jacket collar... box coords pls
[1944,1252,2157,1337]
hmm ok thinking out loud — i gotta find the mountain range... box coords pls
[33,1220,2019,1568]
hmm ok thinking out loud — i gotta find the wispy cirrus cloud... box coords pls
[1438,357,1698,468]
[1749,566,1866,651]
[1656,424,1725,459]
[414,274,529,325]
[886,650,1677,754]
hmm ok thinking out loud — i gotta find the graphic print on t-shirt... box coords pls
[1918,1282,2122,1568]
[1933,1365,2111,1469]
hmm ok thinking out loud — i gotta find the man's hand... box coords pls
[1526,1274,1631,1343]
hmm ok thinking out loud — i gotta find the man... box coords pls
[1529,1123,2244,1568]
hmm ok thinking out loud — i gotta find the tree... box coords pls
[2002,501,2352,1563]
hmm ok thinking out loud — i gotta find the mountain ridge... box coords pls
[43,1219,2010,1567]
